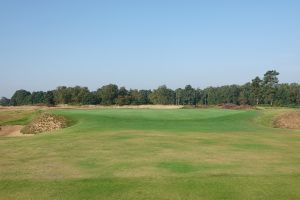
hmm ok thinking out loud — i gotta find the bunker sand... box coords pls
[0,125,32,137]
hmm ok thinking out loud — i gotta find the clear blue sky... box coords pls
[1,0,300,97]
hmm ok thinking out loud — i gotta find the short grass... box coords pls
[1,108,300,199]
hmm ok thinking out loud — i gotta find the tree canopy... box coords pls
[2,70,300,107]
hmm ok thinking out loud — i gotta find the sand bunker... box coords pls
[0,125,32,137]
[274,111,300,129]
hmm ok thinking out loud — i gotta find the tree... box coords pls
[54,86,71,104]
[288,83,300,105]
[149,85,175,105]
[182,85,196,105]
[82,91,99,105]
[239,83,254,105]
[0,97,10,106]
[44,91,55,106]
[195,89,204,105]
[10,89,31,106]
[203,87,218,105]
[221,85,240,105]
[8,70,300,107]
[200,85,241,105]
[117,87,130,105]
[273,84,287,106]
[251,76,262,105]
[175,88,183,105]
[129,89,140,105]
[97,84,118,105]
[262,70,280,106]
[69,86,90,104]
[30,91,46,105]
[138,90,151,104]
[201,90,209,105]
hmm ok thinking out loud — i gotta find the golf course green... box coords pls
[1,108,300,199]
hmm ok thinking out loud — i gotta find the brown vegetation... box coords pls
[274,111,300,129]
[220,103,253,110]
[21,113,70,134]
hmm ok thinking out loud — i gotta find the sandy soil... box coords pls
[54,104,184,109]
[0,125,33,137]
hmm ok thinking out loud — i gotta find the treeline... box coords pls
[1,70,300,107]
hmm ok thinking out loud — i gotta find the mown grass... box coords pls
[0,108,300,199]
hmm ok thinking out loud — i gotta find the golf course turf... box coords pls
[1,108,300,199]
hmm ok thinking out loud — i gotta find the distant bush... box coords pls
[0,97,10,106]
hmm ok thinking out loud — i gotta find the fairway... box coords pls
[1,108,300,200]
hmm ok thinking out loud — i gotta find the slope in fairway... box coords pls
[1,108,300,200]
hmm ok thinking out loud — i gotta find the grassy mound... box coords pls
[21,113,70,134]
[274,111,300,129]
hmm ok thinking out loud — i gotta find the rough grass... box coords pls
[273,111,300,129]
[0,108,300,199]
[0,109,39,126]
